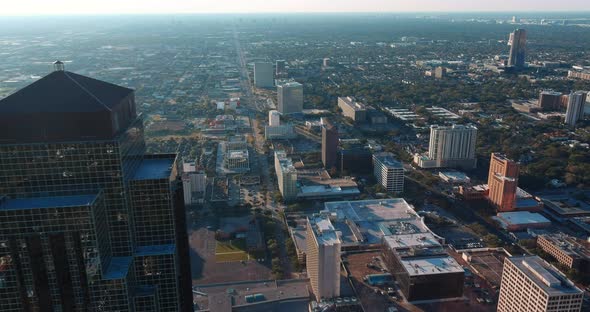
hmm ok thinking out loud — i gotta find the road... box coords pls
[232,25,293,277]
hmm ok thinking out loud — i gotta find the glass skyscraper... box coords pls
[0,68,192,311]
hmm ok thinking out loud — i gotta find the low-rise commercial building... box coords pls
[338,97,367,122]
[537,234,590,271]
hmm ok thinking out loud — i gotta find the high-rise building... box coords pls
[487,153,519,212]
[414,124,478,170]
[322,58,331,67]
[0,69,192,311]
[338,96,367,122]
[434,66,447,79]
[508,29,527,68]
[565,91,587,127]
[254,62,274,88]
[321,119,339,170]
[269,110,280,127]
[182,162,207,205]
[277,82,303,114]
[306,213,341,299]
[497,256,584,312]
[274,151,298,201]
[276,60,286,76]
[373,152,404,193]
[538,90,562,111]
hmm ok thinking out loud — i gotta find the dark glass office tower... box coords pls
[321,119,339,171]
[508,29,527,68]
[0,68,192,312]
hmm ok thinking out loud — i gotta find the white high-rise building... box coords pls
[306,213,341,299]
[497,256,584,312]
[277,82,303,114]
[414,124,478,170]
[373,152,404,193]
[254,62,274,88]
[565,91,587,127]
[269,110,280,127]
[182,161,207,205]
[274,151,298,201]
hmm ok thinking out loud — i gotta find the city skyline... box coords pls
[2,0,590,16]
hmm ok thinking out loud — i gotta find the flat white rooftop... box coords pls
[508,256,582,295]
[383,232,441,250]
[309,214,340,246]
[324,199,419,222]
[497,211,550,225]
[402,256,464,277]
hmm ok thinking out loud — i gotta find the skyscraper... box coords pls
[487,153,519,212]
[373,152,404,193]
[508,29,527,68]
[275,60,286,76]
[306,213,341,299]
[321,119,339,170]
[0,69,192,311]
[414,124,478,170]
[268,110,280,127]
[277,82,303,114]
[497,256,584,312]
[538,90,562,111]
[565,91,587,127]
[254,62,274,88]
[274,151,298,201]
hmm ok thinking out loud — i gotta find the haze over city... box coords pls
[1,2,590,312]
[2,0,590,15]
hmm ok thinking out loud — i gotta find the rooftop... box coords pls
[339,96,367,111]
[373,152,403,168]
[496,211,550,225]
[508,256,582,295]
[402,256,464,277]
[309,214,340,246]
[383,232,441,250]
[0,71,133,114]
[0,194,99,211]
[133,157,175,180]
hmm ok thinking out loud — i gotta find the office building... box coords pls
[537,234,590,271]
[265,124,295,140]
[487,153,519,212]
[306,213,341,299]
[182,162,207,205]
[321,119,339,170]
[269,110,280,127]
[413,124,478,170]
[497,256,584,312]
[277,82,303,114]
[322,58,331,67]
[254,62,274,88]
[434,66,447,79]
[0,68,191,311]
[338,96,367,122]
[373,152,404,193]
[565,91,587,127]
[508,29,527,68]
[276,60,286,76]
[340,148,373,175]
[568,70,590,81]
[274,151,298,201]
[538,90,563,111]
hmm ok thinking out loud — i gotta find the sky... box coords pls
[2,0,590,15]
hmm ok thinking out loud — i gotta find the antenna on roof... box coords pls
[53,60,65,72]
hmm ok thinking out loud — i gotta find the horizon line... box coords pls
[1,10,589,17]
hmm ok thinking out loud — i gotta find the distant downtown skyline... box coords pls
[2,0,590,16]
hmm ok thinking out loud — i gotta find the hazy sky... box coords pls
[2,0,590,15]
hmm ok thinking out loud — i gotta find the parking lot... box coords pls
[188,215,271,285]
